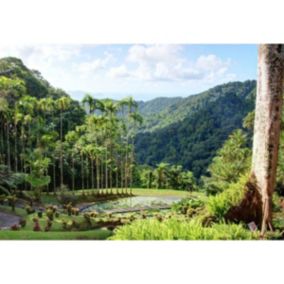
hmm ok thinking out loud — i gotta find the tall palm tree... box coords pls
[155,162,169,189]
[82,94,96,114]
[56,96,71,188]
[0,97,8,166]
[13,104,23,172]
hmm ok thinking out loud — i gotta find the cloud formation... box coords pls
[77,52,113,73]
[108,45,232,82]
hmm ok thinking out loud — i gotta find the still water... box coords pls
[81,196,181,213]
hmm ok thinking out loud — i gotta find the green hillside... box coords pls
[134,81,256,177]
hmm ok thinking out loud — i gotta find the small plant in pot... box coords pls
[45,219,53,232]
[46,208,54,221]
[19,219,27,228]
[10,224,20,230]
[33,218,41,232]
[37,208,44,218]
[25,205,35,215]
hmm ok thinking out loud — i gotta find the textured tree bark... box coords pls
[251,44,284,234]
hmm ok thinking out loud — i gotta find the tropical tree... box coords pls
[249,44,284,234]
[155,162,170,189]
[56,96,71,188]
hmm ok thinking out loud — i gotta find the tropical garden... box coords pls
[1,44,284,240]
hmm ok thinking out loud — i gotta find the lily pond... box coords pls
[81,196,182,214]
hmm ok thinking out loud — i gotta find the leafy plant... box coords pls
[206,174,248,220]
[110,217,258,240]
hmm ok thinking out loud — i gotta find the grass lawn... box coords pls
[0,229,112,240]
[0,205,27,218]
[132,188,192,197]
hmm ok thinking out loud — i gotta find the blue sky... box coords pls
[0,44,257,101]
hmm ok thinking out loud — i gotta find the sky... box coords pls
[0,44,257,101]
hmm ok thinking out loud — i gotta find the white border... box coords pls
[1,0,284,283]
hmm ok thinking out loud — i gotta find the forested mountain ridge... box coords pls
[136,81,256,133]
[135,80,256,178]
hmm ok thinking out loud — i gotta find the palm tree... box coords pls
[13,104,23,172]
[56,96,71,188]
[82,94,96,114]
[0,97,8,166]
[118,97,141,192]
[65,130,79,192]
[155,162,169,189]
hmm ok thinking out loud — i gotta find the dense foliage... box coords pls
[110,217,258,240]
[137,163,196,190]
[135,81,256,177]
[0,58,142,198]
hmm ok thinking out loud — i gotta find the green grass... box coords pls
[129,188,191,197]
[0,229,112,240]
[0,205,27,218]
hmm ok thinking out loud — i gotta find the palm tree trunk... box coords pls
[105,150,108,189]
[81,154,84,190]
[60,111,64,187]
[91,157,94,189]
[14,122,18,172]
[120,159,124,191]
[72,155,75,192]
[250,44,284,234]
[6,122,11,170]
[53,160,56,193]
[96,157,100,190]
[86,156,89,189]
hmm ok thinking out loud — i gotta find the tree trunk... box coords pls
[251,44,284,234]
[60,111,64,187]
[14,122,18,172]
[96,157,100,190]
[91,157,94,189]
[6,122,11,170]
[81,154,84,190]
[72,155,75,192]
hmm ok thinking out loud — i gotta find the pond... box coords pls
[81,196,182,214]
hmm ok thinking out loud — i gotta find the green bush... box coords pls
[172,197,204,215]
[206,174,248,220]
[110,217,258,240]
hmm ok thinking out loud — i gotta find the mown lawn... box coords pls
[132,188,192,197]
[0,229,112,240]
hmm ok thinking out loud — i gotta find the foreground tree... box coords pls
[250,44,284,234]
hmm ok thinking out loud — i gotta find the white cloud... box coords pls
[108,44,233,82]
[77,52,113,73]
[108,64,130,78]
[0,45,80,70]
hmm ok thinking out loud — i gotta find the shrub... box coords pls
[25,205,35,214]
[172,197,205,215]
[10,224,20,231]
[71,207,80,216]
[110,217,258,240]
[45,219,53,232]
[57,188,77,205]
[33,221,41,232]
[206,174,248,220]
[64,203,73,216]
[19,219,27,228]
[46,208,54,221]
[272,193,282,212]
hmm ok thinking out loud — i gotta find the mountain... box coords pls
[134,80,256,178]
